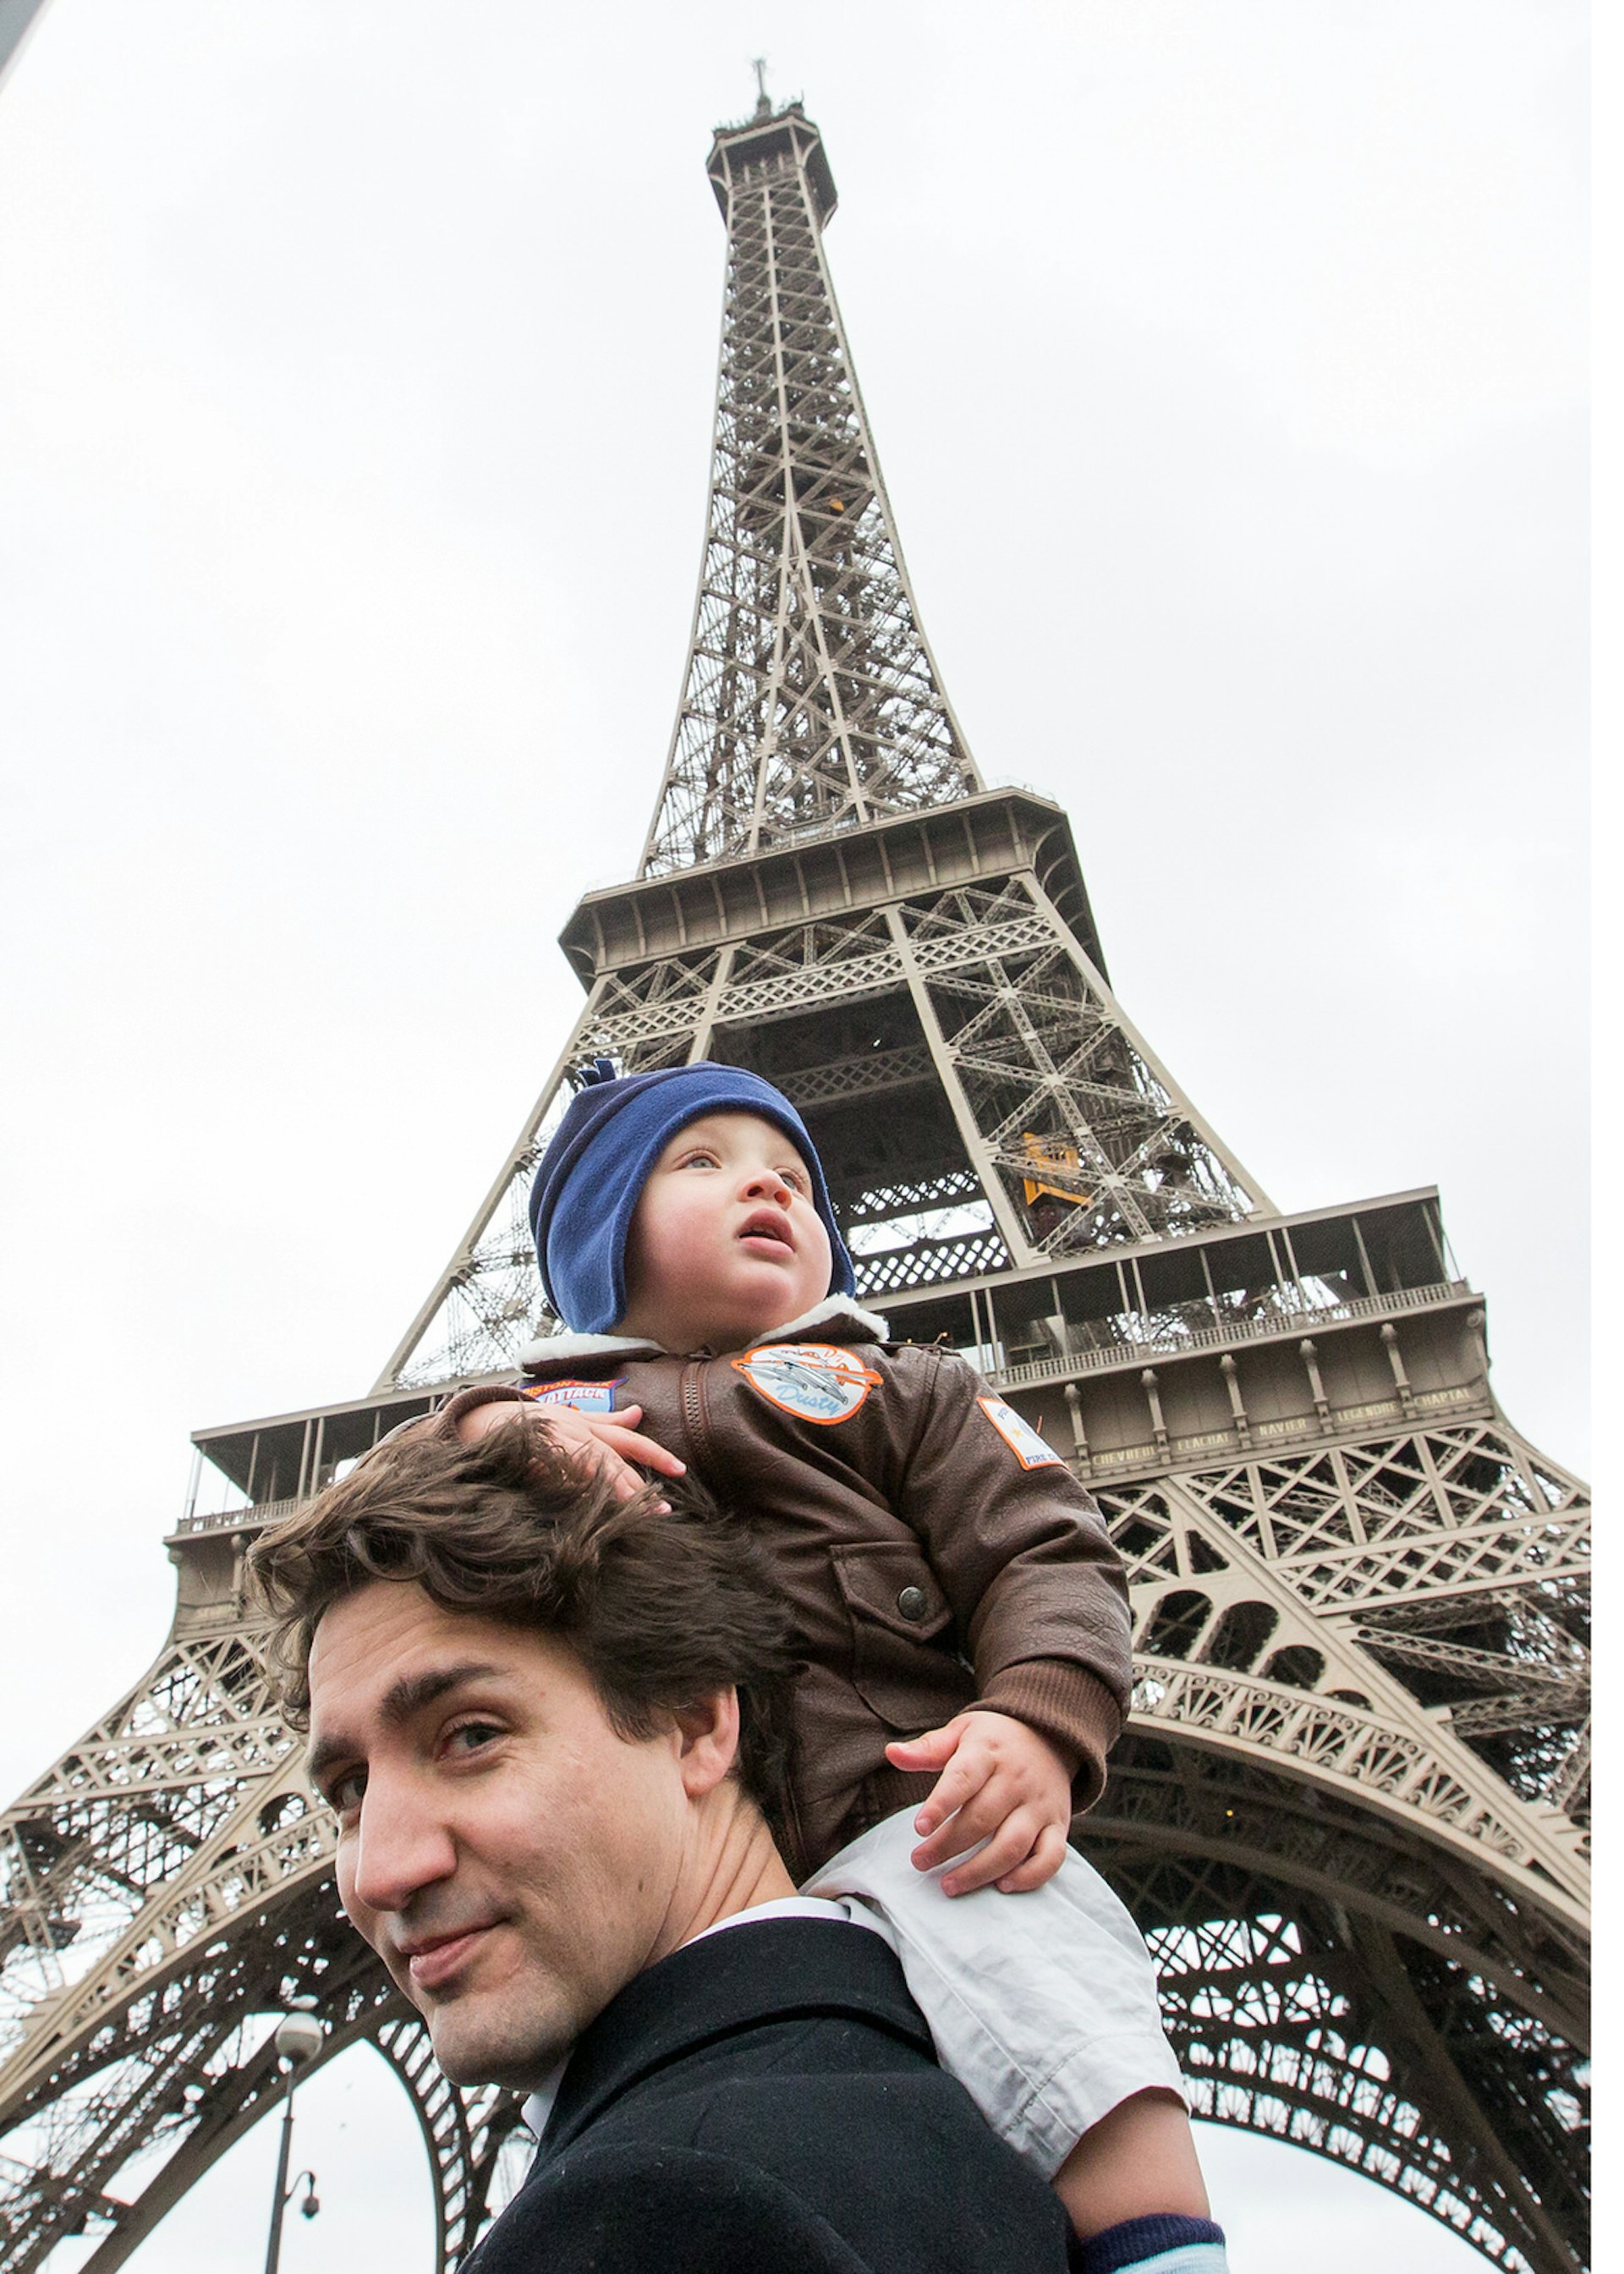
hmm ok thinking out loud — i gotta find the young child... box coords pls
[444,1060,1227,2274]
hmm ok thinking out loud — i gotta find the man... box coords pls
[250,1423,1075,2272]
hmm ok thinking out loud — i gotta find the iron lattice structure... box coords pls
[639,101,978,872]
[1,93,1588,2274]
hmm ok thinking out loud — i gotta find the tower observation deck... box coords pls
[0,93,1589,2274]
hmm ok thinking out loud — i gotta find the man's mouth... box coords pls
[738,1208,795,1257]
[396,1924,496,1994]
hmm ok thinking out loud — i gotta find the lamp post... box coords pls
[263,1999,326,2274]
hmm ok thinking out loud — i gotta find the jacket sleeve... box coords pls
[891,1348,1131,1808]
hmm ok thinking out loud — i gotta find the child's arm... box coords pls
[884,1710,1074,1897]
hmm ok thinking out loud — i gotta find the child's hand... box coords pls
[884,1711,1073,1897]
[454,1398,685,1504]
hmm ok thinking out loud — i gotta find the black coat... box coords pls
[465,1919,1073,2273]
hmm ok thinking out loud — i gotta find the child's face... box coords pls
[617,1111,835,1352]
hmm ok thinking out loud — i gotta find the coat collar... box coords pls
[533,1917,931,2164]
[518,1294,891,1374]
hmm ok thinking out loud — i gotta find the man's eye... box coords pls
[326,1768,365,1815]
[446,1721,502,1757]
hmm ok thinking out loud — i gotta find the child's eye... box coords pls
[678,1149,720,1170]
[780,1165,809,1193]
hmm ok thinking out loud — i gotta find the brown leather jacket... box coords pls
[439,1300,1130,1879]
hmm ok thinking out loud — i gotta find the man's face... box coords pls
[307,1581,695,2090]
[620,1111,834,1351]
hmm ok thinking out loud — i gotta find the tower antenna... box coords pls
[751,56,771,115]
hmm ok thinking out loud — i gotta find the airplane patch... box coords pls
[977,1395,1062,1469]
[732,1343,883,1425]
[519,1378,623,1414]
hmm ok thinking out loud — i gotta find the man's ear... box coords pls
[671,1689,741,1799]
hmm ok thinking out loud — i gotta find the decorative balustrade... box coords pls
[1129,1654,1587,1907]
[171,1495,307,1539]
[988,1279,1473,1392]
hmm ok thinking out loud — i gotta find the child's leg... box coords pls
[1053,2085,1209,2233]
[805,1810,1227,2270]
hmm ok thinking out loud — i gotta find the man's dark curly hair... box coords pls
[247,1417,799,1832]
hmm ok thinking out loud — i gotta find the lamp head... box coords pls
[273,2011,326,2067]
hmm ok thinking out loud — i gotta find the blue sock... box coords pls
[1072,2213,1229,2274]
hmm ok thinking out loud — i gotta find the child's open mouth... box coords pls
[738,1207,795,1255]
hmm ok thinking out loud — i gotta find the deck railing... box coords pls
[988,1279,1472,1392]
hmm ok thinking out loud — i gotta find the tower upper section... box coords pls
[705,96,838,224]
[639,102,982,876]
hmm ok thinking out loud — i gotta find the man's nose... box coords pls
[345,1775,457,1919]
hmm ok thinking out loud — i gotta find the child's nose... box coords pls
[743,1166,792,1203]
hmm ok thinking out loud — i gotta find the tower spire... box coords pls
[639,100,980,876]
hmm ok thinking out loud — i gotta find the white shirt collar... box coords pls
[685,1892,889,1948]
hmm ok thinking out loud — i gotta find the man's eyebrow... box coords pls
[380,1662,508,1727]
[306,1662,508,1785]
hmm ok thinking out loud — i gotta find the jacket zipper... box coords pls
[681,1359,721,1478]
[678,1357,809,1881]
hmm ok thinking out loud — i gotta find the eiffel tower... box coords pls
[0,88,1588,2274]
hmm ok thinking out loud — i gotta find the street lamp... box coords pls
[264,1998,326,2274]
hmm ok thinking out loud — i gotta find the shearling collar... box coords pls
[754,1293,892,1343]
[517,1327,664,1369]
[517,1294,890,1374]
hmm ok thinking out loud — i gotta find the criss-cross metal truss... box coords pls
[640,96,979,875]
[1,92,1588,2274]
[382,852,1270,1390]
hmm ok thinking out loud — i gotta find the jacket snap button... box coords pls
[897,1585,929,1622]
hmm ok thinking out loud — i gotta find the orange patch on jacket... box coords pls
[732,1343,884,1424]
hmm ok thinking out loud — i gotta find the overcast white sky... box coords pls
[0,3,1588,2269]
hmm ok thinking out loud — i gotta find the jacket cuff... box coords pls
[432,1384,529,1436]
[968,1661,1125,1812]
[376,1384,527,1450]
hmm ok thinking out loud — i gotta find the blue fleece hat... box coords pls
[529,1059,857,1335]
